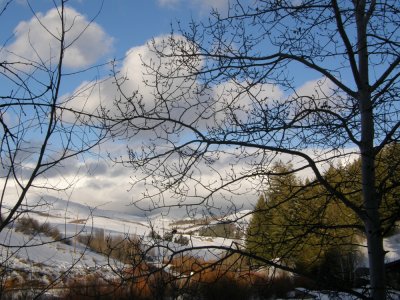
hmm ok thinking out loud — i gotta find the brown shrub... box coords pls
[64,263,172,300]
[76,232,143,264]
[15,217,63,241]
[63,274,130,300]
[15,217,40,235]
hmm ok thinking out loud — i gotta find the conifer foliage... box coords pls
[246,145,400,289]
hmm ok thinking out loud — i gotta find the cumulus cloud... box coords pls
[212,79,284,126]
[3,6,112,69]
[58,36,352,216]
[191,0,229,12]
[66,34,285,136]
[1,144,133,209]
[65,35,206,131]
[292,77,337,101]
[158,0,180,7]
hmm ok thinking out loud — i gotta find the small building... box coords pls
[386,259,400,289]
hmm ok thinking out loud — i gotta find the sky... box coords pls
[0,0,231,93]
[0,0,335,217]
[0,0,243,216]
[0,0,229,59]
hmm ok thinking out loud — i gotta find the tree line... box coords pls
[246,143,400,290]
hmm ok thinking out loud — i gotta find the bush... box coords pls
[63,274,130,300]
[76,232,143,264]
[174,234,189,246]
[15,217,41,235]
[148,230,162,240]
[162,229,189,246]
[197,270,256,300]
[198,223,243,239]
[64,266,173,300]
[163,231,174,242]
[39,222,63,241]
[15,217,63,241]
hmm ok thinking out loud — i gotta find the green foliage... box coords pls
[246,162,360,276]
[246,144,400,286]
[368,143,400,234]
[308,247,360,289]
[245,195,271,260]
[320,143,400,235]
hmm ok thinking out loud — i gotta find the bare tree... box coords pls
[0,0,111,295]
[0,0,111,228]
[113,1,400,299]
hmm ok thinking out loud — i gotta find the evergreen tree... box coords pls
[246,195,271,261]
[246,162,361,284]
[246,144,400,289]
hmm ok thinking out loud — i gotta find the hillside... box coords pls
[0,198,250,296]
[1,198,399,299]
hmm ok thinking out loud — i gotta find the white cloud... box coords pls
[3,6,112,69]
[58,36,356,216]
[64,35,206,131]
[0,141,134,212]
[212,79,284,126]
[293,77,337,101]
[65,34,287,150]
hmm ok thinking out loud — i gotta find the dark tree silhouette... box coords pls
[0,0,111,296]
[113,1,399,299]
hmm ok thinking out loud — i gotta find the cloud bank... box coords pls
[3,6,113,69]
[3,27,350,217]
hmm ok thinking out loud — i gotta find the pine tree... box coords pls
[246,162,361,283]
[246,194,271,261]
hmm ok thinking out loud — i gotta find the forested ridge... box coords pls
[246,143,400,289]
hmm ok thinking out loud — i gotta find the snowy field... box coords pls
[1,197,399,299]
[0,198,246,279]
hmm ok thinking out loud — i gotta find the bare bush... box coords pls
[76,232,143,264]
[15,217,62,241]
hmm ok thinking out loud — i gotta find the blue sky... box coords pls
[0,0,239,215]
[0,0,234,98]
[1,0,227,66]
[0,0,333,216]
[0,0,396,220]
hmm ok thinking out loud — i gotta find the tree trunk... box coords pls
[360,88,386,299]
[355,1,386,298]
[364,211,386,299]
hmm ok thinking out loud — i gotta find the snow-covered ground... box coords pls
[0,197,245,280]
[0,227,114,276]
[1,197,399,299]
